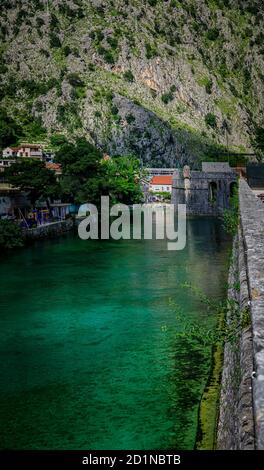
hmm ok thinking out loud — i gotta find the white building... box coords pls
[149,175,173,193]
[2,143,43,159]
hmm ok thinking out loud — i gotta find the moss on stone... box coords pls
[196,313,225,450]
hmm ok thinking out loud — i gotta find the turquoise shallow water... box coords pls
[0,218,230,450]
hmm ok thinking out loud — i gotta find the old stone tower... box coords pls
[172,162,237,215]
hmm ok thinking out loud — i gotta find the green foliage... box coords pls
[205,78,213,94]
[20,78,59,97]
[16,9,28,27]
[50,13,59,30]
[126,113,135,124]
[57,101,80,125]
[107,36,118,49]
[36,17,45,28]
[67,73,84,87]
[98,46,116,64]
[161,84,176,105]
[0,220,24,249]
[55,139,143,205]
[40,48,50,58]
[123,70,134,82]
[252,126,264,158]
[0,108,21,150]
[19,114,46,140]
[151,191,171,200]
[5,159,59,206]
[55,138,102,204]
[50,134,68,148]
[111,105,119,115]
[206,28,220,41]
[222,185,239,235]
[205,113,217,128]
[161,91,173,104]
[101,156,144,205]
[171,280,250,348]
[145,42,158,59]
[49,32,61,48]
[63,45,72,56]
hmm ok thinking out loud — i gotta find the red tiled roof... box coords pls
[46,163,62,172]
[10,144,42,150]
[150,175,173,185]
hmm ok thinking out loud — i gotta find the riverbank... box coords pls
[22,218,74,241]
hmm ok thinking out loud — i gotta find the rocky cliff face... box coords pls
[1,0,264,166]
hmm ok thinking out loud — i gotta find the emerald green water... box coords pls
[0,218,230,450]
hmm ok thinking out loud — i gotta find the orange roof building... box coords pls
[45,162,62,175]
[149,175,173,193]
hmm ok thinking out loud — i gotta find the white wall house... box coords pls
[2,144,43,159]
[149,175,173,193]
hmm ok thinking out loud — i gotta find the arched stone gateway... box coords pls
[172,162,237,215]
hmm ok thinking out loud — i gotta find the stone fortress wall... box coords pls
[172,162,237,216]
[217,179,264,449]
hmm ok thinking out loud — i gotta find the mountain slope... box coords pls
[1,0,264,166]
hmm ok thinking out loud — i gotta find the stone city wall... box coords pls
[217,179,264,449]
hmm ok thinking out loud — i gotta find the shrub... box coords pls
[50,134,68,147]
[40,48,50,58]
[255,32,264,46]
[0,220,24,249]
[20,78,59,96]
[205,78,213,94]
[104,50,115,64]
[67,73,84,87]
[123,70,134,82]
[229,83,239,98]
[111,105,119,115]
[49,32,61,48]
[126,113,135,124]
[222,186,239,235]
[145,42,158,59]
[50,13,59,30]
[63,45,72,56]
[161,91,174,104]
[36,17,45,28]
[98,46,115,64]
[74,86,86,99]
[107,36,118,49]
[206,28,220,41]
[161,86,176,104]
[205,113,217,128]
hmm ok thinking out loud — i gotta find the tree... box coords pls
[5,159,59,207]
[253,126,264,160]
[55,138,103,203]
[0,220,24,249]
[55,139,144,205]
[205,113,217,128]
[0,108,22,150]
[100,156,144,205]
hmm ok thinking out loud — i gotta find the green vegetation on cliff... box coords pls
[0,0,264,166]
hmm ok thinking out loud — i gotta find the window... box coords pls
[209,182,217,203]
